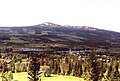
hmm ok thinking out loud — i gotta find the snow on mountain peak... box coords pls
[37,22,98,31]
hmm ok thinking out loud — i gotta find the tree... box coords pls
[110,57,120,81]
[1,71,13,81]
[84,51,100,81]
[28,56,42,81]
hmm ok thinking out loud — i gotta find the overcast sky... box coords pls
[0,0,120,32]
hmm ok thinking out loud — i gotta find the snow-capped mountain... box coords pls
[0,22,120,48]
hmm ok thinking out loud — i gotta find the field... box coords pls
[0,72,84,81]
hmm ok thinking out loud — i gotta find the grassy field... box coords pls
[0,72,84,81]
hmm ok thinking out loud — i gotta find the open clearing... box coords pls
[0,72,84,81]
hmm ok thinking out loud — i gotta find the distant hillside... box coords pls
[0,22,120,48]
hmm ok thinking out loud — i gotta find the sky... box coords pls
[0,0,120,32]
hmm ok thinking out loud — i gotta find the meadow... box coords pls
[0,72,84,81]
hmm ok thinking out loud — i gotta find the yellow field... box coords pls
[0,72,84,81]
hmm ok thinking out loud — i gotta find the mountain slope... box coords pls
[0,22,120,48]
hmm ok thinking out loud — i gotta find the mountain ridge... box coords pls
[0,22,119,33]
[0,22,120,48]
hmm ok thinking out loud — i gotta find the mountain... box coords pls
[0,22,120,48]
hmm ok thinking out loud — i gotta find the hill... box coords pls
[0,22,120,49]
